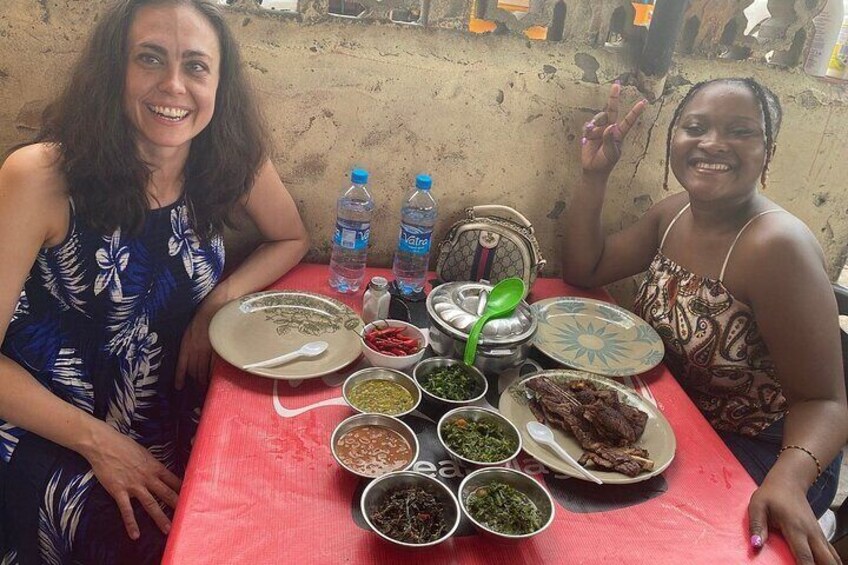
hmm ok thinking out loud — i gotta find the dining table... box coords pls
[162,263,793,564]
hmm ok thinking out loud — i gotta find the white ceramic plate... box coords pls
[210,291,363,380]
[499,369,676,484]
[532,297,664,377]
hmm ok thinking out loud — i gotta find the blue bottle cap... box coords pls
[351,168,368,184]
[415,174,432,190]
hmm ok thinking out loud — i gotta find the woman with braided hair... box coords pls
[563,78,847,564]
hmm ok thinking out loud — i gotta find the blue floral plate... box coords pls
[531,297,664,377]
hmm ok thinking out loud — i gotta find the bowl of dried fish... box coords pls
[459,467,555,542]
[437,407,522,468]
[361,471,461,548]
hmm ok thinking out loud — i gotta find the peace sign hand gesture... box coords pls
[581,83,647,178]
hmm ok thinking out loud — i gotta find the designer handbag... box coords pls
[435,205,546,292]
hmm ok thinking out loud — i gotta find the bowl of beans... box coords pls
[360,320,427,371]
[330,413,419,479]
[342,367,421,418]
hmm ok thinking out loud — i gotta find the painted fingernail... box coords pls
[614,79,621,86]
[750,535,763,549]
[581,137,588,146]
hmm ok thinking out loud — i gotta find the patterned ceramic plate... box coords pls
[532,297,664,376]
[210,291,364,380]
[499,370,676,484]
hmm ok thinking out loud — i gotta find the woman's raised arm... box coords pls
[561,84,664,288]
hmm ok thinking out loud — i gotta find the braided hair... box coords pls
[662,78,782,190]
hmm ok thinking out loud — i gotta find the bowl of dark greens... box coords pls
[342,367,421,418]
[361,471,461,548]
[459,467,555,541]
[331,413,419,479]
[437,407,521,468]
[413,357,488,412]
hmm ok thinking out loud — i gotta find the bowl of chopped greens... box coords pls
[361,471,461,548]
[459,467,555,541]
[437,407,522,468]
[343,367,422,418]
[413,357,488,412]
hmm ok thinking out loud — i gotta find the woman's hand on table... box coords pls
[748,478,841,564]
[175,303,217,390]
[581,82,647,179]
[82,423,181,540]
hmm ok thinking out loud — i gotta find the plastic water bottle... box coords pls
[329,168,374,293]
[392,174,437,296]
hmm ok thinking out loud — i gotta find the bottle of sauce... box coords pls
[362,276,391,323]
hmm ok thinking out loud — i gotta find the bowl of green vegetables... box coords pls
[459,467,555,541]
[437,406,521,468]
[413,357,488,413]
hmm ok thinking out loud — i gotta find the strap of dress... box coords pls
[659,202,691,252]
[718,209,785,282]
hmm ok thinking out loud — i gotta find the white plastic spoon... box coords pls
[526,421,604,485]
[243,341,329,370]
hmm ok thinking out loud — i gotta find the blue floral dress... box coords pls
[0,196,224,564]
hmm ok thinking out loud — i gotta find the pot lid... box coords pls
[426,281,536,345]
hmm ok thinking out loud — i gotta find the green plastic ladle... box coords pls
[463,277,526,365]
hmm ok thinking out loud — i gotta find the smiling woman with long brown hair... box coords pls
[563,79,847,564]
[0,1,308,562]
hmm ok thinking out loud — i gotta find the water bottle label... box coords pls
[398,223,432,256]
[333,220,370,251]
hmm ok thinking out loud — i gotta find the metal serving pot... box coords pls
[426,281,537,375]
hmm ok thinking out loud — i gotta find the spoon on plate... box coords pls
[243,341,329,370]
[525,421,604,484]
[463,277,525,365]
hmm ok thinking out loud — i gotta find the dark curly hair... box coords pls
[663,78,782,191]
[33,0,270,239]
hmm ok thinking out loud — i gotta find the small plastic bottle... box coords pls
[826,16,848,79]
[804,0,845,77]
[328,168,374,293]
[392,174,437,296]
[362,276,391,323]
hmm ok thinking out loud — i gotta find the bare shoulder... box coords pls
[0,143,69,245]
[649,191,691,233]
[729,206,828,303]
[739,208,824,268]
[1,143,68,200]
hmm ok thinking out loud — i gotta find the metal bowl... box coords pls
[413,357,488,412]
[459,467,555,541]
[361,471,461,548]
[426,282,537,376]
[342,367,421,418]
[436,407,522,468]
[330,413,419,479]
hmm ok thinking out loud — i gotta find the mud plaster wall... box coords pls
[0,0,846,305]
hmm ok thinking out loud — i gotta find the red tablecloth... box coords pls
[163,264,792,564]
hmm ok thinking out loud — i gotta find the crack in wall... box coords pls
[627,93,665,192]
